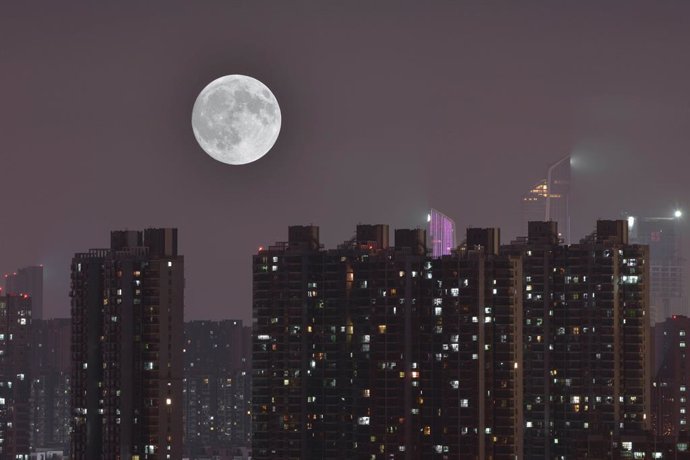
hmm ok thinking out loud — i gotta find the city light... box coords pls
[675,210,683,218]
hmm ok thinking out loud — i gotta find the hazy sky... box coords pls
[2,3,690,321]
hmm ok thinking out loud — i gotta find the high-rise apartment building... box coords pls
[521,154,571,244]
[30,318,71,452]
[252,224,524,459]
[254,219,651,459]
[70,228,184,460]
[428,208,456,258]
[5,266,43,320]
[505,220,650,459]
[652,315,690,440]
[431,227,524,459]
[184,320,252,457]
[0,293,32,460]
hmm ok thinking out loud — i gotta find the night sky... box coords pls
[2,3,690,321]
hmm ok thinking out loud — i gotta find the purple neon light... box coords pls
[428,209,456,258]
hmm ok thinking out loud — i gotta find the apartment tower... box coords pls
[70,228,184,460]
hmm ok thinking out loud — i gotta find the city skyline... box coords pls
[3,3,690,322]
[4,4,690,459]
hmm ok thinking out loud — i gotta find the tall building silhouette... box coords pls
[521,154,571,244]
[427,208,456,258]
[0,293,32,459]
[4,265,43,320]
[70,228,184,460]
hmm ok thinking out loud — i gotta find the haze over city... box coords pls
[5,3,690,460]
[3,3,690,321]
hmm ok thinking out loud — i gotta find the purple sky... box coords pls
[2,3,690,321]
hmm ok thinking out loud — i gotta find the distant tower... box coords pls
[5,265,43,320]
[183,320,252,456]
[521,154,571,244]
[627,212,684,323]
[30,318,71,452]
[427,208,456,258]
[70,228,184,459]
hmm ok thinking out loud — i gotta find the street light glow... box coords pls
[675,210,683,218]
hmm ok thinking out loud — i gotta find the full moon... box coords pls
[191,75,281,165]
